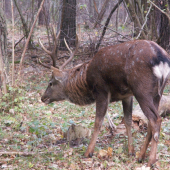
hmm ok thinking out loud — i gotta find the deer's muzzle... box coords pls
[41,96,51,104]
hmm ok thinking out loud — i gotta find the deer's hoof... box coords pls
[128,146,135,157]
[138,157,143,163]
[147,159,157,167]
[129,152,135,157]
[84,151,93,158]
[89,152,93,158]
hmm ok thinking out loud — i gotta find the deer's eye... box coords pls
[49,82,52,87]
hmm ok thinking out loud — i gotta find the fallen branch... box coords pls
[0,151,35,156]
[0,151,60,156]
[132,95,170,125]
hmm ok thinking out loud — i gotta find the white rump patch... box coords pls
[153,61,170,79]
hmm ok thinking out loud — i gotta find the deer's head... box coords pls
[41,66,68,104]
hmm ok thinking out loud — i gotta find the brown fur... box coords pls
[41,40,170,167]
[64,62,95,105]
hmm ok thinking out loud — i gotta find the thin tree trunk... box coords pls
[0,8,7,96]
[5,0,11,18]
[93,0,110,28]
[13,0,33,48]
[11,0,15,86]
[0,42,7,97]
[89,0,97,23]
[124,0,147,39]
[95,0,123,53]
[18,0,45,76]
[93,0,99,14]
[38,0,50,26]
[59,0,76,50]
[158,0,170,49]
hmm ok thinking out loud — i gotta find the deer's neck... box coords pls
[64,62,95,105]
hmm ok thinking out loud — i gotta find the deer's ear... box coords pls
[51,66,64,80]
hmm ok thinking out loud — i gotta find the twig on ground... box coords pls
[0,152,35,156]
[0,151,60,156]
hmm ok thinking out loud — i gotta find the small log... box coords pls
[132,95,170,124]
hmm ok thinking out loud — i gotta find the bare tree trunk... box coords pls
[0,41,7,97]
[38,0,45,25]
[95,0,123,53]
[11,0,15,86]
[93,0,110,28]
[0,7,7,96]
[19,0,45,75]
[5,0,11,18]
[13,0,33,48]
[89,0,97,23]
[124,0,148,39]
[59,0,76,50]
[38,0,50,26]
[157,0,170,49]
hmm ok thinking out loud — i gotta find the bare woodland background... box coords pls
[0,0,170,169]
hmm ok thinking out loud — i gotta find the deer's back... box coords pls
[86,40,170,101]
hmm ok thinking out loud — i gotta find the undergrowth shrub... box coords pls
[0,86,26,114]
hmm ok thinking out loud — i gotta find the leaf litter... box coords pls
[0,27,170,170]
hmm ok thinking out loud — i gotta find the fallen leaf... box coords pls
[155,161,161,169]
[165,140,170,146]
[70,163,76,170]
[107,147,113,157]
[82,158,93,166]
[117,146,123,154]
[98,149,108,158]
[135,166,150,170]
[136,151,140,159]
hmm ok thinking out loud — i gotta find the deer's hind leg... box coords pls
[122,96,134,156]
[135,92,162,167]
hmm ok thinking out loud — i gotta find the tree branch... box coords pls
[93,0,110,28]
[124,0,147,39]
[18,0,45,77]
[148,0,170,22]
[95,0,124,53]
[136,4,153,39]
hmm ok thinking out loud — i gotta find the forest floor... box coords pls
[0,26,170,170]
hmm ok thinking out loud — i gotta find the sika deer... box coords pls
[41,39,170,167]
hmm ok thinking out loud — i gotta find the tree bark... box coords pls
[5,0,11,18]
[59,0,76,50]
[38,0,50,26]
[95,0,123,53]
[19,0,45,75]
[0,7,7,95]
[13,0,33,48]
[89,0,97,23]
[93,0,110,28]
[124,0,148,39]
[157,0,170,49]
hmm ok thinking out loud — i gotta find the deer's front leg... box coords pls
[85,92,108,157]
